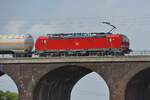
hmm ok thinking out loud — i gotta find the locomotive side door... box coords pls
[42,39,47,49]
[108,37,113,49]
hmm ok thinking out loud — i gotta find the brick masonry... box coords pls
[0,57,150,100]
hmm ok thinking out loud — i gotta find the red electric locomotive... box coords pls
[35,33,131,57]
[35,22,131,57]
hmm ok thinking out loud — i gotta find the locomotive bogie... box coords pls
[37,49,126,57]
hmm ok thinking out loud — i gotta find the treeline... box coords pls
[0,90,18,100]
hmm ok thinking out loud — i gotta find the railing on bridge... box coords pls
[128,50,150,55]
[0,50,150,58]
[1,51,150,58]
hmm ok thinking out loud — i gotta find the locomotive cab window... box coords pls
[43,40,47,44]
[121,35,129,43]
[108,38,112,42]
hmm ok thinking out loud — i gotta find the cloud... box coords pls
[27,24,57,34]
[3,20,27,33]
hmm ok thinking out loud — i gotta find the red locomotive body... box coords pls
[35,33,131,56]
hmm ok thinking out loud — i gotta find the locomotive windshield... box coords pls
[121,35,129,43]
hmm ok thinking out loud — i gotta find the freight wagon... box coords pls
[0,34,34,57]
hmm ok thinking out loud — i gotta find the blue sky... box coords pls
[0,0,150,99]
[0,74,18,93]
[71,72,109,100]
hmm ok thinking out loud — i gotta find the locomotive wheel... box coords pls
[99,52,105,56]
[14,53,31,57]
[13,53,25,57]
[39,54,47,57]
[60,52,67,56]
[113,52,124,56]
[110,52,115,56]
[25,53,32,57]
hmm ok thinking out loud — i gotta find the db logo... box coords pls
[75,42,79,46]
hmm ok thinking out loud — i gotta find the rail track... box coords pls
[1,55,150,64]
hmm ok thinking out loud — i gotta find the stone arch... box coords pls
[71,72,110,100]
[0,70,19,91]
[0,71,4,76]
[125,67,150,100]
[33,65,110,100]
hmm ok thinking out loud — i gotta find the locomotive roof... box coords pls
[47,32,108,38]
[0,34,32,39]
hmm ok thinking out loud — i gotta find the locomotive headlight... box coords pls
[120,45,125,48]
[120,45,123,48]
[120,45,129,48]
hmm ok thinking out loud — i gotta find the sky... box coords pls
[71,72,109,100]
[0,74,18,93]
[0,0,150,50]
[0,0,150,99]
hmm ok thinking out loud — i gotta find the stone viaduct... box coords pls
[1,56,150,100]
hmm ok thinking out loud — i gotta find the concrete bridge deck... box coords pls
[1,55,150,64]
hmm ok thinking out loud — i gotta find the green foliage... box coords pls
[0,90,18,100]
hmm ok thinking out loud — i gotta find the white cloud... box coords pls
[27,24,53,34]
[27,23,63,40]
[3,20,27,33]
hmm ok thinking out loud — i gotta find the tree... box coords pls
[0,90,18,100]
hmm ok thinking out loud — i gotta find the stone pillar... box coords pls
[93,63,127,100]
[16,64,33,100]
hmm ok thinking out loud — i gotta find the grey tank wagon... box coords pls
[0,34,34,57]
